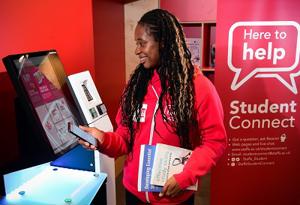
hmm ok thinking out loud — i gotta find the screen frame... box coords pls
[2,50,79,169]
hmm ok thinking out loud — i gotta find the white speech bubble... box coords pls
[228,21,300,94]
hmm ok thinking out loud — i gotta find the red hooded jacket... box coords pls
[99,69,227,204]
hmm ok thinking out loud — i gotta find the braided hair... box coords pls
[120,9,196,151]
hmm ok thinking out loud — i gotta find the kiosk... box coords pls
[0,50,114,204]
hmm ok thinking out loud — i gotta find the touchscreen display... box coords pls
[11,51,78,154]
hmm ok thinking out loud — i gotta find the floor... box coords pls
[116,172,211,205]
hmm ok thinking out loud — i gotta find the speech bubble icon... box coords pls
[228,21,300,94]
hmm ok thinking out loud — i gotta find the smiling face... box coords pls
[134,24,160,69]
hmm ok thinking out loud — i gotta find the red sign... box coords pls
[212,0,300,204]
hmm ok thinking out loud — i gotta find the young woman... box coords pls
[79,9,226,205]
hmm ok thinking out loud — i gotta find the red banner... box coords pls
[212,0,300,204]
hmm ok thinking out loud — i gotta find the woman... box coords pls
[80,9,226,205]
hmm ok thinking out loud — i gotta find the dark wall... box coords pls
[93,0,126,127]
[0,72,18,167]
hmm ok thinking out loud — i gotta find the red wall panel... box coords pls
[0,0,126,167]
[160,0,217,22]
[92,0,126,127]
[0,0,95,75]
[0,0,95,167]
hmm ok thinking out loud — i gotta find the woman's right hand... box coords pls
[77,126,105,150]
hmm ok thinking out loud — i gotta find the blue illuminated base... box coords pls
[0,163,107,205]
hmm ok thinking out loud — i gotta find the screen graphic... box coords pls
[11,51,78,154]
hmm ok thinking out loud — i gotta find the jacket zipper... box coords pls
[145,85,159,203]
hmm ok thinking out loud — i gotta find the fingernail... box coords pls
[159,192,163,197]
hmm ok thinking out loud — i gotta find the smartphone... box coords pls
[68,122,98,147]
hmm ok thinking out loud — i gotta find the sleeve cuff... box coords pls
[173,170,197,190]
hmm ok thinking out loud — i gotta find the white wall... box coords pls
[124,0,159,81]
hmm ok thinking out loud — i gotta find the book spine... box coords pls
[138,145,162,192]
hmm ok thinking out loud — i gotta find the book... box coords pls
[186,37,201,67]
[150,143,197,191]
[138,143,197,192]
[138,144,162,192]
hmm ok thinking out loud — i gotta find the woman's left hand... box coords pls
[159,176,182,198]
